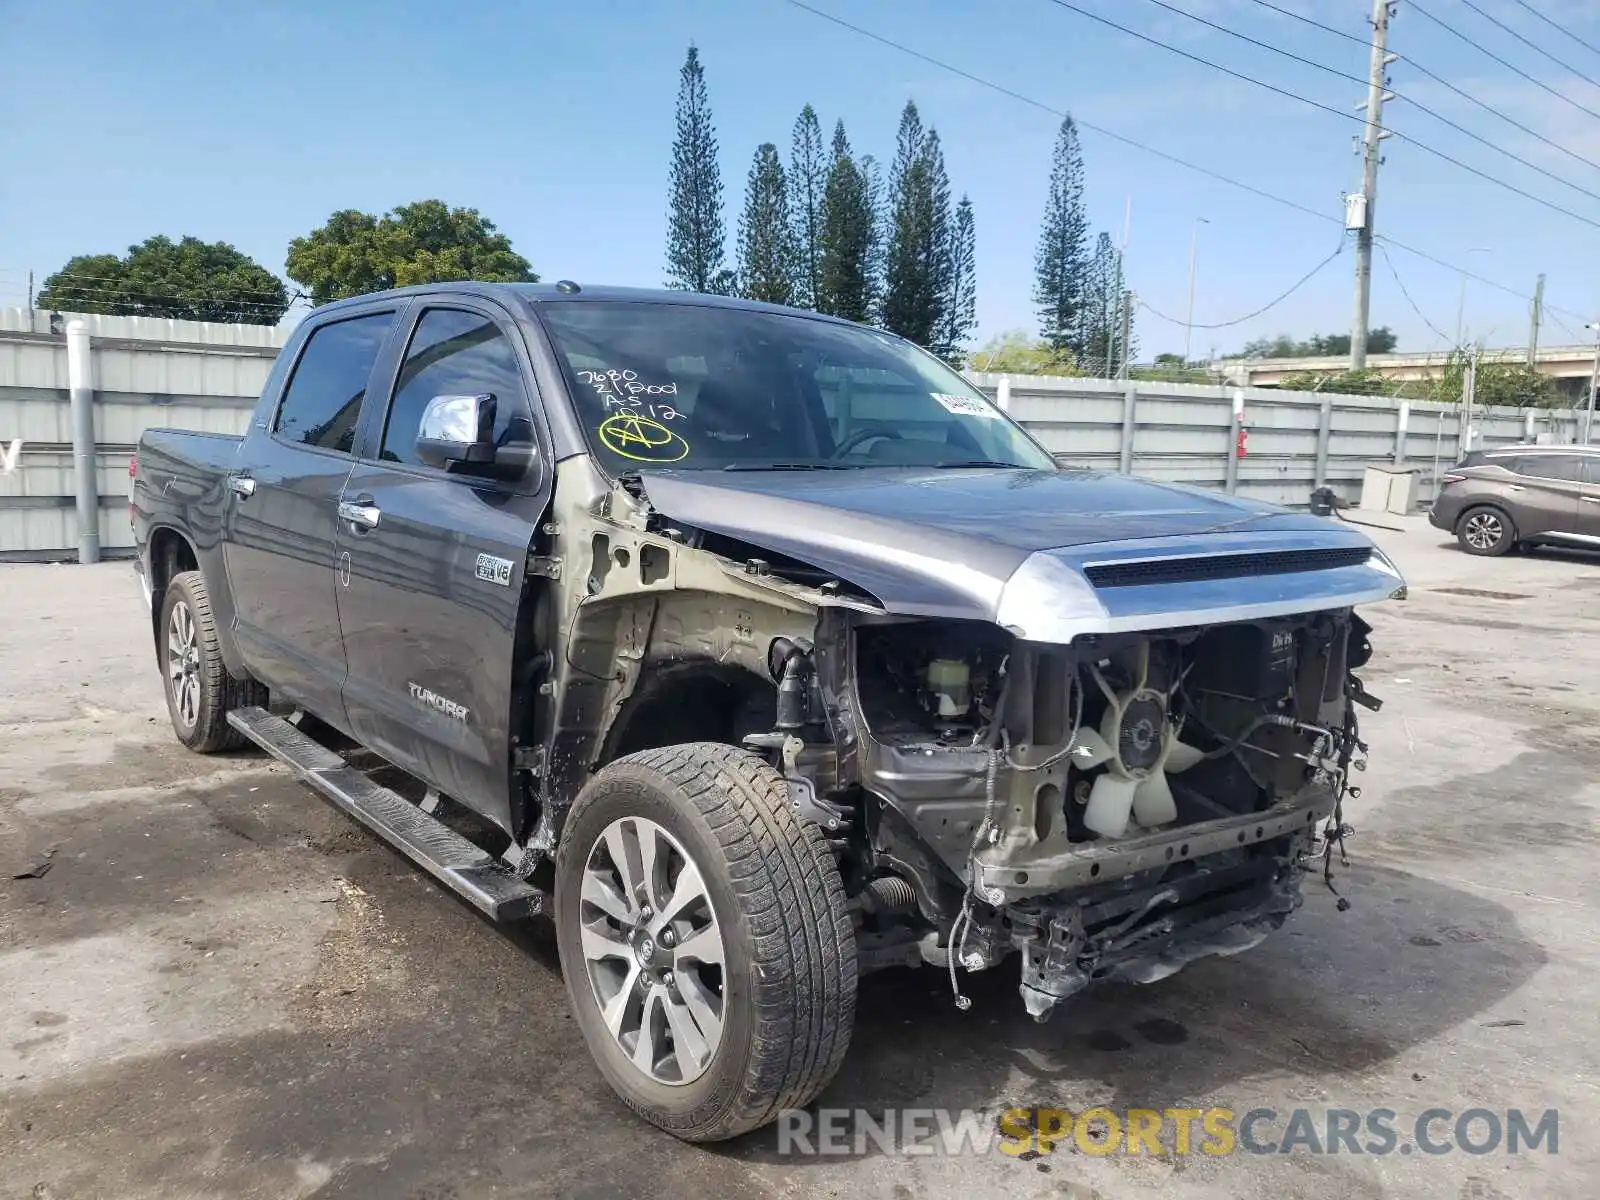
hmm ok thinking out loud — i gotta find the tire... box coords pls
[158,570,266,752]
[554,742,856,1142]
[1456,506,1516,556]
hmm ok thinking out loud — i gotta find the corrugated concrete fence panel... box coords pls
[983,375,1125,469]
[1128,388,1232,489]
[1232,393,1323,506]
[1,308,283,559]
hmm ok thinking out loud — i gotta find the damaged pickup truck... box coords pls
[132,283,1403,1141]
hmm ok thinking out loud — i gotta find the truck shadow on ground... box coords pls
[0,750,1551,1198]
[718,857,1543,1167]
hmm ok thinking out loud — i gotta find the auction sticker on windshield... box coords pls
[932,392,1000,419]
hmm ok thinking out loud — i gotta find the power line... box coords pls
[1456,0,1600,90]
[1376,242,1456,346]
[1040,0,1600,230]
[1374,233,1587,326]
[1136,0,1600,206]
[1507,0,1600,61]
[1401,50,1600,175]
[1240,0,1372,49]
[1138,241,1344,329]
[1243,0,1600,173]
[1409,0,1600,125]
[782,0,1341,224]
[781,0,1570,327]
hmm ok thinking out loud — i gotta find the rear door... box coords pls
[223,308,400,721]
[1506,453,1583,538]
[334,299,552,835]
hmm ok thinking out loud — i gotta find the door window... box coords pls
[273,313,395,452]
[1512,454,1583,482]
[381,309,535,467]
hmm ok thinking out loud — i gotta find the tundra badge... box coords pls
[409,682,469,723]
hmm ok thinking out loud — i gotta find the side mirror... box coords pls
[416,393,497,470]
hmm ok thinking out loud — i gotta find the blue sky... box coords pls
[3,0,1600,358]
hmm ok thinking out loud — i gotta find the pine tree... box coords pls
[736,144,797,304]
[883,101,951,348]
[1034,116,1089,354]
[1081,232,1118,373]
[934,196,976,365]
[789,105,826,311]
[664,45,728,293]
[817,121,877,322]
[860,153,886,321]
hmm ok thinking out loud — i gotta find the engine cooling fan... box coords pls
[1068,646,1203,839]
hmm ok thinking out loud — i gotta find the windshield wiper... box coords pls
[722,462,867,471]
[930,459,1028,469]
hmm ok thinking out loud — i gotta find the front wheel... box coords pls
[159,570,264,752]
[1457,506,1516,556]
[554,743,857,1142]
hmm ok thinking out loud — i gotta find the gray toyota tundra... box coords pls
[131,282,1403,1141]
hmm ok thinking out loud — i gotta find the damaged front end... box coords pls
[847,608,1378,1020]
[534,461,1401,1023]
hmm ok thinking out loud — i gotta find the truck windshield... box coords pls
[536,301,1056,473]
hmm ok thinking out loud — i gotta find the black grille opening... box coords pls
[1084,546,1372,588]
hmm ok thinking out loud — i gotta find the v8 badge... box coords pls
[475,553,513,587]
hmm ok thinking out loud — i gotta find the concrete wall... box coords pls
[1,308,1583,561]
[0,308,279,559]
[972,372,1582,509]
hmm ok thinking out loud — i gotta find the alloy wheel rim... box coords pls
[1465,513,1501,550]
[166,600,201,728]
[579,815,726,1085]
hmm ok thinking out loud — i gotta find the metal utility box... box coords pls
[1359,465,1420,515]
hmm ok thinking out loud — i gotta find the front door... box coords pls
[334,301,551,835]
[223,309,399,722]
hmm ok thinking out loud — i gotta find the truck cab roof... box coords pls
[311,281,860,326]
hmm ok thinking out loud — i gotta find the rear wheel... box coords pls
[1457,506,1515,556]
[159,570,265,752]
[554,743,856,1141]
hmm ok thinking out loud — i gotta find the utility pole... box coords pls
[1118,291,1133,380]
[1350,0,1397,371]
[1527,273,1544,368]
[1585,322,1600,445]
[26,270,33,310]
[1184,216,1209,366]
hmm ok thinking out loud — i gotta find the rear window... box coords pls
[274,313,395,453]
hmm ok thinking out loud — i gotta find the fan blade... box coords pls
[1164,740,1204,774]
[1069,728,1115,770]
[1132,771,1177,828]
[1083,773,1139,839]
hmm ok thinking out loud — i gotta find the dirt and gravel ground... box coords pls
[2,518,1597,1199]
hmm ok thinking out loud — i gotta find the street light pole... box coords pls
[1184,216,1208,366]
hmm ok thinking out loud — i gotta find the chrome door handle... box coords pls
[1582,496,1600,504]
[1506,485,1525,492]
[338,500,381,531]
[227,475,256,498]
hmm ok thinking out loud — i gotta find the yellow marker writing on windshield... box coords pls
[598,412,690,463]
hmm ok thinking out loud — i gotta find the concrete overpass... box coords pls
[1217,343,1597,401]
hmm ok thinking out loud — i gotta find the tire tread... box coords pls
[564,742,856,1141]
